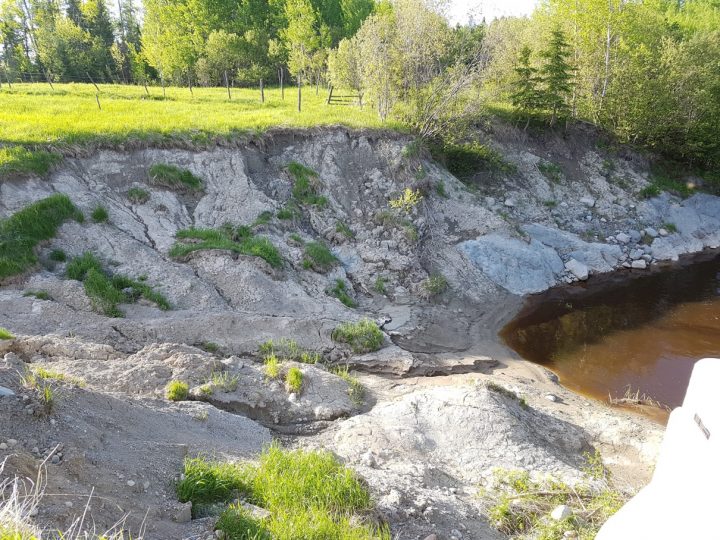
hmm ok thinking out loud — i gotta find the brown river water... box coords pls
[501,251,720,420]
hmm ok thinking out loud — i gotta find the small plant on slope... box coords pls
[332,319,384,354]
[127,187,150,204]
[166,380,189,401]
[302,241,338,273]
[328,279,357,308]
[389,188,423,214]
[0,327,14,340]
[287,162,327,207]
[149,163,203,192]
[285,367,303,393]
[91,205,109,223]
[169,227,282,269]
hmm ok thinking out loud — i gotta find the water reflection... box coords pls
[501,252,720,413]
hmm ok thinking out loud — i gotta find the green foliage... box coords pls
[422,273,448,298]
[285,367,303,393]
[511,46,544,117]
[483,467,626,540]
[373,276,387,295]
[91,205,109,223]
[538,161,563,183]
[336,222,355,239]
[166,380,189,401]
[663,223,678,234]
[328,279,357,308]
[264,354,280,379]
[24,290,52,300]
[538,28,574,125]
[0,327,14,340]
[49,249,67,262]
[435,181,448,198]
[258,338,320,365]
[200,341,220,353]
[288,233,304,245]
[148,164,203,192]
[170,227,282,269]
[389,188,423,214]
[332,366,365,406]
[433,142,516,180]
[638,185,661,199]
[205,371,239,393]
[67,252,170,317]
[127,187,150,204]
[184,445,387,540]
[332,318,384,353]
[0,194,83,280]
[253,211,274,227]
[0,146,62,177]
[287,162,328,207]
[277,202,302,221]
[302,241,338,273]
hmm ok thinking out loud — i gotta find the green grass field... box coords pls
[0,83,401,176]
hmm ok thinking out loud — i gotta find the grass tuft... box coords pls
[302,242,338,273]
[170,227,282,268]
[259,338,320,365]
[166,380,189,401]
[67,252,170,317]
[91,205,109,223]
[264,354,280,380]
[332,366,365,406]
[538,161,563,183]
[149,163,203,192]
[127,187,150,204]
[287,162,328,207]
[0,194,83,280]
[432,141,516,180]
[422,273,448,298]
[332,319,384,354]
[336,222,355,239]
[0,327,14,340]
[328,279,357,308]
[285,367,303,393]
[49,248,67,262]
[23,290,51,300]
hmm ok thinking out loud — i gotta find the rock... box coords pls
[551,505,573,521]
[345,346,415,376]
[7,439,17,447]
[127,480,135,487]
[504,199,516,208]
[631,260,647,269]
[0,385,14,397]
[629,248,644,260]
[615,232,631,244]
[580,196,596,208]
[51,455,60,464]
[564,259,589,281]
[0,443,7,450]
[658,228,669,237]
[174,501,193,523]
[423,536,438,540]
[545,394,559,402]
[564,531,579,539]
[238,501,271,521]
[644,227,659,238]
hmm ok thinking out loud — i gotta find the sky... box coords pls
[447,0,538,24]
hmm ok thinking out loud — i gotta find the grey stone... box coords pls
[580,196,596,208]
[174,501,192,523]
[615,233,631,244]
[0,385,14,397]
[551,505,573,521]
[631,260,647,269]
[564,259,589,281]
[644,227,659,238]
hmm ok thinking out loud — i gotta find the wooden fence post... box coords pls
[225,70,231,100]
[95,93,101,110]
[327,85,333,105]
[86,72,100,92]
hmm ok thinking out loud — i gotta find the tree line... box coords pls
[0,0,717,169]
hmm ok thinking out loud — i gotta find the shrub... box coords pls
[91,205,109,223]
[285,367,303,393]
[332,319,384,353]
[200,341,220,353]
[373,276,387,295]
[0,327,14,340]
[49,248,67,262]
[389,188,423,213]
[328,279,357,308]
[639,185,661,199]
[127,187,150,204]
[287,162,327,207]
[0,194,83,280]
[149,163,203,192]
[166,380,189,401]
[302,242,337,273]
[663,222,678,233]
[422,273,448,298]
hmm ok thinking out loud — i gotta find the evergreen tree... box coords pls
[539,28,574,125]
[511,45,543,126]
[65,0,82,26]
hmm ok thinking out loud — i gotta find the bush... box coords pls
[91,205,109,223]
[663,222,678,233]
[332,319,384,353]
[127,187,150,204]
[166,380,189,401]
[149,164,203,192]
[287,162,327,207]
[302,242,338,273]
[285,367,303,393]
[389,188,423,214]
[328,279,357,308]
[264,354,280,379]
[432,141,516,180]
[0,327,14,340]
[373,276,387,295]
[0,194,83,280]
[538,161,563,183]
